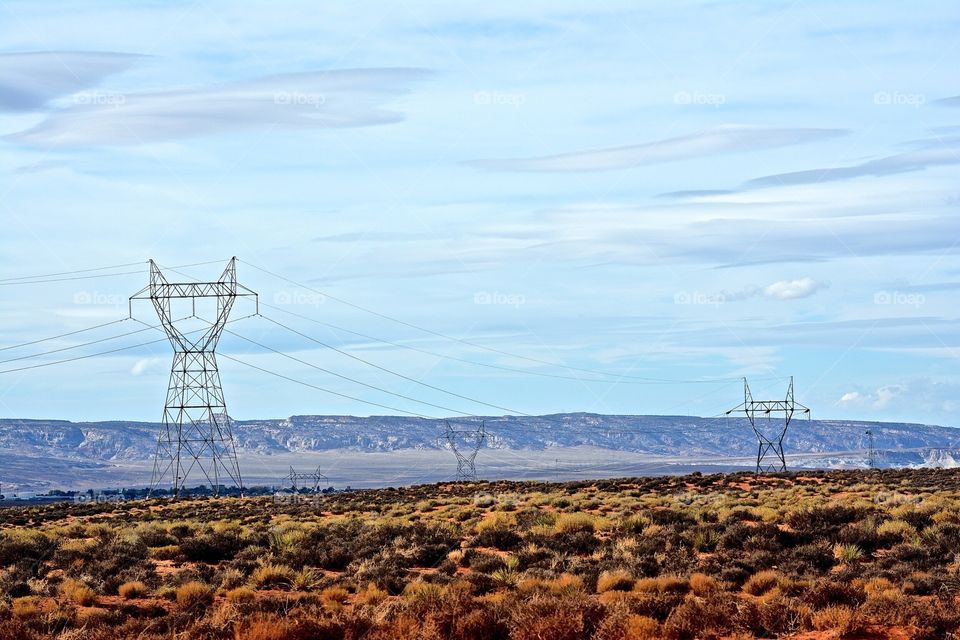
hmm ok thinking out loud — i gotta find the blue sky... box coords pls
[1,1,959,425]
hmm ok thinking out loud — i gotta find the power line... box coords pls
[0,261,145,283]
[224,328,474,416]
[239,259,748,385]
[260,302,752,386]
[0,315,254,376]
[0,259,229,286]
[0,318,127,353]
[258,313,533,415]
[218,352,436,419]
[0,320,169,366]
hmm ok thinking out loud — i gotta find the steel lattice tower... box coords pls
[865,429,877,470]
[284,466,329,492]
[446,420,486,481]
[129,258,257,497]
[726,377,810,474]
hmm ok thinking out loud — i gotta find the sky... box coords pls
[0,1,959,426]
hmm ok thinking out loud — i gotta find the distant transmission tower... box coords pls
[446,420,486,481]
[284,465,329,492]
[130,258,257,497]
[726,377,810,474]
[865,429,877,470]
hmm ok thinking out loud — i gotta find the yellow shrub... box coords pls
[118,581,149,600]
[742,570,779,596]
[12,596,43,619]
[597,569,634,593]
[623,615,661,640]
[226,587,256,604]
[688,572,718,596]
[176,581,214,609]
[811,606,864,635]
[553,513,595,534]
[61,578,97,606]
[250,562,295,589]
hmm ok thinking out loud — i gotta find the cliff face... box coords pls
[0,414,957,491]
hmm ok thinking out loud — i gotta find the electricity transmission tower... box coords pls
[129,258,257,497]
[865,429,877,470]
[726,377,810,474]
[446,420,486,481]
[284,465,329,492]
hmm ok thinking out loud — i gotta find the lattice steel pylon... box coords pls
[726,377,810,474]
[129,258,257,497]
[445,420,486,481]
[865,429,877,470]
[284,465,329,492]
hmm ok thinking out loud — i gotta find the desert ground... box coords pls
[0,469,959,639]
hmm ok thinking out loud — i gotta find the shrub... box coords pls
[553,513,595,535]
[877,519,917,543]
[175,581,214,610]
[60,577,97,606]
[742,570,779,596]
[622,615,661,640]
[118,581,149,600]
[320,585,350,608]
[357,582,388,605]
[251,562,295,589]
[688,572,718,596]
[226,586,256,604]
[833,543,864,565]
[11,596,43,619]
[633,575,687,595]
[811,606,865,636]
[596,569,634,593]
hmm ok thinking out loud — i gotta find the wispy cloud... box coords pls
[7,68,430,146]
[0,51,141,112]
[744,139,960,189]
[467,125,848,172]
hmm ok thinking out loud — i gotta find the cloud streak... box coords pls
[467,125,847,172]
[7,68,430,146]
[0,51,141,112]
[744,140,960,189]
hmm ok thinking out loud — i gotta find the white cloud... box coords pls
[763,277,825,300]
[130,357,160,376]
[467,125,847,172]
[7,68,429,146]
[838,391,864,406]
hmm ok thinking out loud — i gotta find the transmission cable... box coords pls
[240,259,757,385]
[0,320,170,366]
[260,302,712,385]
[218,353,436,419]
[223,328,474,416]
[0,318,128,353]
[0,260,145,283]
[258,313,533,416]
[0,314,253,375]
[0,258,229,286]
